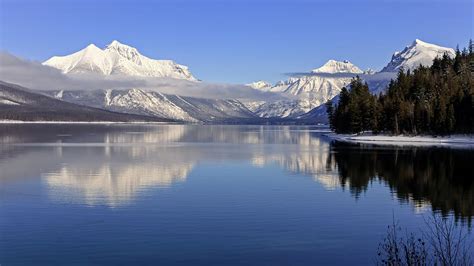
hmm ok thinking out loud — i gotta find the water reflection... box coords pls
[0,124,472,220]
[327,143,474,221]
[251,145,341,190]
[45,161,193,207]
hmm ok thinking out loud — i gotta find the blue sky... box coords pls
[0,0,472,84]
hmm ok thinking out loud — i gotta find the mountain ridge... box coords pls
[311,60,363,74]
[43,40,196,80]
[4,39,458,123]
[0,81,171,122]
[246,39,455,119]
[381,39,455,72]
[44,88,258,122]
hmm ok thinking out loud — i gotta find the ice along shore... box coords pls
[325,133,474,149]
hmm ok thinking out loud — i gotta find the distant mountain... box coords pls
[246,80,272,90]
[250,39,456,121]
[44,89,257,122]
[381,39,455,72]
[246,60,364,118]
[0,81,170,122]
[5,38,456,124]
[245,98,317,118]
[43,40,196,80]
[311,60,363,74]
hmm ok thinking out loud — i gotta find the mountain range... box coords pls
[0,39,456,123]
[245,39,455,120]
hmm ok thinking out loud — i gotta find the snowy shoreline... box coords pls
[325,133,474,148]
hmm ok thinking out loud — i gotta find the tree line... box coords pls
[326,41,474,135]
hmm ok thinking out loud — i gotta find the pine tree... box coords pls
[325,100,335,131]
[327,41,473,135]
[446,103,456,133]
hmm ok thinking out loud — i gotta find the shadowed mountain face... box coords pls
[0,81,172,122]
[42,89,258,122]
[1,124,472,221]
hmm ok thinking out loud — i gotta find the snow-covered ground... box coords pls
[326,133,474,148]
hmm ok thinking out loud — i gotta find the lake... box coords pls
[0,124,473,265]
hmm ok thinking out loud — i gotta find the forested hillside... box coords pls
[326,41,474,135]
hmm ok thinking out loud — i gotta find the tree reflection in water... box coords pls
[328,142,474,223]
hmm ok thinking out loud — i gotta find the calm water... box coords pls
[0,124,473,265]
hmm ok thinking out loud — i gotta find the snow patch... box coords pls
[0,98,20,105]
[326,133,474,149]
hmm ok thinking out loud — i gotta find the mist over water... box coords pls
[0,124,472,265]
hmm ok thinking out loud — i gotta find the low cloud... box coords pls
[0,52,284,101]
[285,72,361,78]
[284,71,397,81]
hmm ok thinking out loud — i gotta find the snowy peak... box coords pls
[247,80,272,90]
[85,43,102,51]
[106,40,140,54]
[413,38,428,46]
[311,60,363,74]
[381,39,455,72]
[44,43,111,75]
[107,40,128,48]
[105,40,142,63]
[412,38,441,48]
[43,41,196,80]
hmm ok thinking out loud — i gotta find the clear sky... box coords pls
[0,0,472,84]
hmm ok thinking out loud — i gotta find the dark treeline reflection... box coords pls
[328,143,474,222]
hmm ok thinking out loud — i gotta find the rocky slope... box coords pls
[381,39,455,72]
[0,81,169,122]
[44,88,257,122]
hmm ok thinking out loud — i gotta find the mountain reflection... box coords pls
[45,161,193,207]
[0,124,472,219]
[251,142,342,190]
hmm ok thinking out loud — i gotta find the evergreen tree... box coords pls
[327,40,474,135]
[325,100,335,131]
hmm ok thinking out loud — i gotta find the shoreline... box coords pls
[0,120,177,124]
[0,120,329,126]
[325,133,474,148]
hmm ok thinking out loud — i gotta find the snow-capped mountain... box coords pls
[246,60,363,118]
[26,38,457,123]
[249,39,455,120]
[43,40,196,80]
[311,60,363,74]
[246,80,272,90]
[44,88,256,122]
[381,39,455,72]
[300,40,453,123]
[280,75,355,98]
